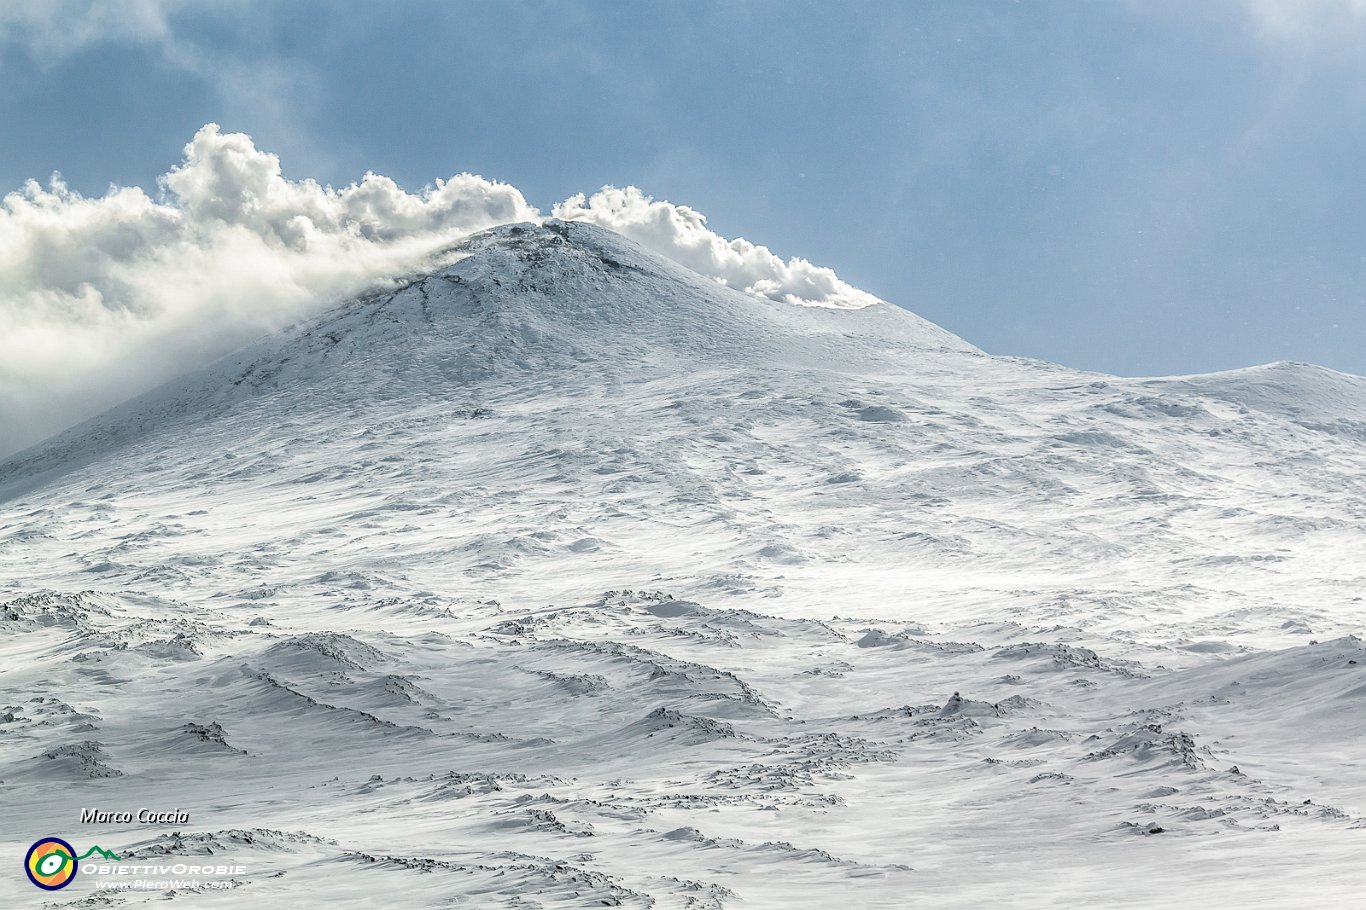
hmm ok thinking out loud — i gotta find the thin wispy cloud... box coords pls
[1239,0,1366,45]
[0,0,190,59]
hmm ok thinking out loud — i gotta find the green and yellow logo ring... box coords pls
[25,837,78,890]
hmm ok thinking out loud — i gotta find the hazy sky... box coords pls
[3,0,1366,377]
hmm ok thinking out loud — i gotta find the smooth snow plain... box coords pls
[1,221,1364,908]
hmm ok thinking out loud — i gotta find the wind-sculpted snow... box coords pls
[1,224,1364,906]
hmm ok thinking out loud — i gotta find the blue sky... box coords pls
[3,0,1366,376]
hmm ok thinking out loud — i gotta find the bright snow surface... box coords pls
[1,221,1364,907]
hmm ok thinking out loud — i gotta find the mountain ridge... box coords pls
[0,219,978,501]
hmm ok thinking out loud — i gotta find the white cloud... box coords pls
[0,126,879,458]
[553,186,881,310]
[0,124,538,457]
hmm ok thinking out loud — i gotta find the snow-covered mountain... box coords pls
[2,220,1364,908]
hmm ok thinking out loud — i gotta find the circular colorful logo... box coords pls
[25,837,77,890]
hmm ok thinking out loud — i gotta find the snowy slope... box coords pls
[1,221,1364,908]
